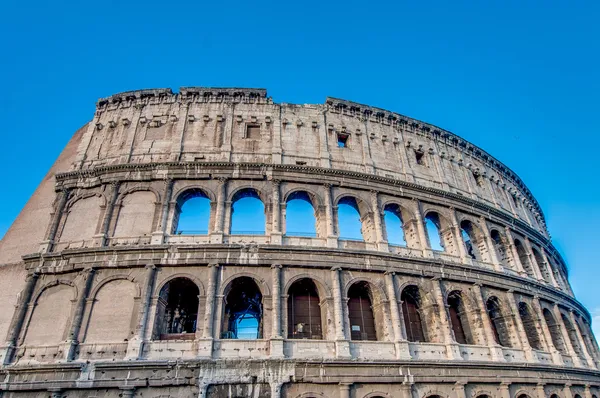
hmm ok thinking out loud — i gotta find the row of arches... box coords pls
[53,184,567,293]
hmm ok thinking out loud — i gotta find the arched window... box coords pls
[518,302,542,350]
[574,394,583,398]
[231,189,265,235]
[222,277,263,339]
[514,239,535,278]
[490,229,511,268]
[447,291,473,345]
[542,308,567,354]
[337,197,363,240]
[460,220,478,260]
[576,317,598,360]
[285,191,317,237]
[287,278,322,339]
[347,281,377,341]
[486,296,512,347]
[532,247,552,284]
[424,212,444,251]
[475,395,491,398]
[155,278,199,340]
[401,285,426,342]
[173,189,211,235]
[383,203,407,246]
[561,313,584,359]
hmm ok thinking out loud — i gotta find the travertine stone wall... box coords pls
[0,88,597,398]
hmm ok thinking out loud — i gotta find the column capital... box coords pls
[207,263,220,269]
[145,263,156,270]
[217,176,229,184]
[331,266,342,272]
[271,264,283,269]
[384,270,396,276]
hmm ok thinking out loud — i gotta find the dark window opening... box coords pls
[222,277,263,339]
[490,229,510,267]
[486,296,512,347]
[401,285,426,342]
[415,150,426,165]
[156,278,199,340]
[543,308,567,354]
[562,313,584,358]
[245,124,260,139]
[514,239,535,278]
[287,278,322,339]
[347,282,377,341]
[448,291,471,344]
[518,302,542,350]
[337,133,349,148]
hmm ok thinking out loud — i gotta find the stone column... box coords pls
[400,382,414,398]
[385,272,410,359]
[269,382,283,398]
[499,382,511,398]
[568,310,595,368]
[450,208,468,263]
[126,264,157,359]
[370,190,388,251]
[523,237,545,281]
[504,227,527,276]
[48,389,63,398]
[532,296,563,365]
[97,182,121,246]
[120,387,136,398]
[202,264,219,339]
[40,188,70,253]
[563,384,574,398]
[472,283,504,361]
[211,178,228,243]
[331,267,350,358]
[553,304,582,367]
[505,290,534,361]
[584,385,593,398]
[539,249,560,288]
[454,382,466,398]
[271,180,282,244]
[270,264,284,358]
[339,383,352,398]
[152,179,173,244]
[413,200,432,257]
[65,267,96,361]
[2,272,39,365]
[324,184,338,248]
[432,278,461,359]
[479,216,502,271]
[536,384,546,398]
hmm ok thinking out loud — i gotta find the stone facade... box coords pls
[0,87,598,398]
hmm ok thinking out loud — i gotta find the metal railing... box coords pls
[285,231,318,238]
[230,230,265,235]
[175,230,208,235]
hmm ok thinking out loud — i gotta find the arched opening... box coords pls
[576,317,598,361]
[221,277,263,339]
[285,191,317,237]
[173,189,211,235]
[531,247,552,284]
[231,189,265,235]
[447,291,473,345]
[542,308,567,354]
[347,281,377,341]
[514,239,535,278]
[424,212,444,251]
[401,285,426,342]
[490,229,511,268]
[574,394,582,398]
[475,395,491,398]
[486,296,512,347]
[155,278,199,340]
[287,278,323,339]
[518,302,542,350]
[460,220,479,260]
[561,313,584,358]
[383,203,407,246]
[337,196,363,240]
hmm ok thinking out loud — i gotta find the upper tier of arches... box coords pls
[74,88,546,236]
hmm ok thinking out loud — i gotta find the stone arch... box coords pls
[471,390,494,398]
[23,281,77,346]
[485,296,512,347]
[112,189,158,237]
[489,228,512,269]
[542,307,567,354]
[88,274,142,300]
[421,389,448,398]
[284,273,332,301]
[363,393,391,398]
[82,277,138,344]
[284,189,320,237]
[561,311,584,358]
[221,276,264,339]
[282,187,323,208]
[513,238,535,278]
[229,187,267,235]
[446,290,474,345]
[59,193,105,243]
[287,278,324,339]
[518,301,542,350]
[382,202,408,246]
[458,218,489,261]
[422,210,454,253]
[531,246,552,284]
[155,273,206,298]
[334,194,374,242]
[172,187,213,235]
[295,393,326,398]
[228,185,270,204]
[154,277,201,339]
[220,272,270,297]
[400,284,429,342]
[515,391,533,398]
[172,185,216,203]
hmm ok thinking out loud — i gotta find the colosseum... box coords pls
[0,87,598,398]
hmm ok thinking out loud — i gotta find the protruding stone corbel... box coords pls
[216,114,224,122]
[265,116,272,124]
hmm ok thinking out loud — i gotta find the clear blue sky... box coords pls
[1,1,599,338]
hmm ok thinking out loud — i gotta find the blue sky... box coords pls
[1,1,599,338]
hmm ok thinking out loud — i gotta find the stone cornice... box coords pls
[54,161,566,274]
